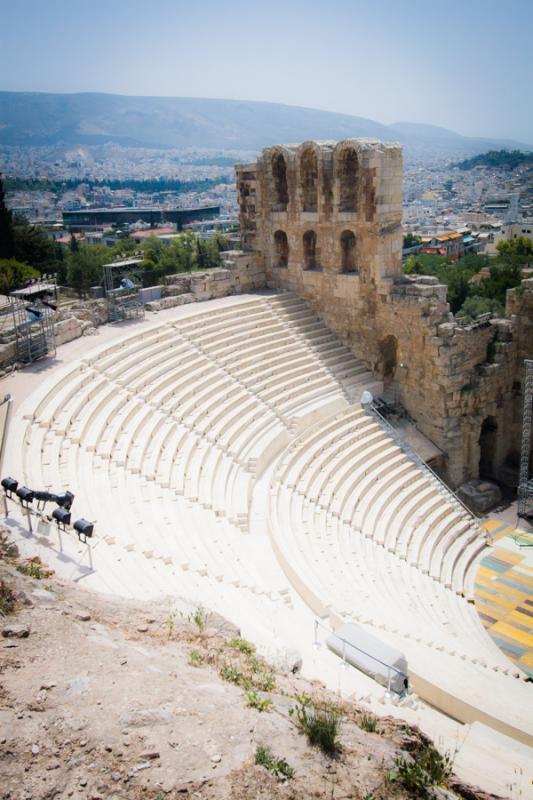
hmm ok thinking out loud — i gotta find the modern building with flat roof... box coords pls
[62,205,220,231]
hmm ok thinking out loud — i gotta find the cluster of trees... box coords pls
[4,176,230,194]
[403,237,532,319]
[402,233,422,249]
[55,230,231,297]
[454,150,533,171]
[0,173,63,291]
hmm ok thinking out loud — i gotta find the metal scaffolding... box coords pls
[8,282,57,364]
[517,359,533,521]
[102,258,145,322]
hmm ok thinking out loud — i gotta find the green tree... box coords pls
[12,214,57,275]
[403,233,422,249]
[0,174,15,259]
[196,237,207,269]
[174,232,197,272]
[456,295,504,321]
[67,245,108,297]
[69,233,79,253]
[0,258,39,294]
[496,236,533,265]
[476,262,522,306]
[205,238,221,268]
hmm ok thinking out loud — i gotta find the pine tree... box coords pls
[0,174,15,259]
[69,232,79,253]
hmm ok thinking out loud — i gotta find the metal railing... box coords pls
[367,402,478,521]
[314,619,409,694]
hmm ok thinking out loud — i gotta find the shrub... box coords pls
[0,530,18,561]
[255,745,294,778]
[16,557,53,580]
[227,637,255,655]
[188,606,208,634]
[189,649,205,667]
[290,698,341,755]
[245,691,272,712]
[251,668,276,692]
[388,744,453,797]
[219,665,247,686]
[0,579,16,616]
[358,712,379,733]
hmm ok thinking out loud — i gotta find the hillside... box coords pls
[0,526,497,800]
[0,91,531,157]
[453,149,533,170]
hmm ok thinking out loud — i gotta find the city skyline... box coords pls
[1,0,532,143]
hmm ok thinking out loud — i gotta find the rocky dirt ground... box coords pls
[0,527,505,800]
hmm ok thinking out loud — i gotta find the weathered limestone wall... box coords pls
[237,140,533,488]
[145,253,265,311]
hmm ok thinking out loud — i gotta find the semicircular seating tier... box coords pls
[10,292,532,747]
[13,294,374,603]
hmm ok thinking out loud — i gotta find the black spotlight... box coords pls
[56,491,75,511]
[1,477,18,497]
[52,507,71,529]
[73,519,94,543]
[16,486,34,506]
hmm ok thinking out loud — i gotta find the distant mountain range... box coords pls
[0,91,531,158]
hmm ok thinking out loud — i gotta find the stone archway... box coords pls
[479,416,498,479]
[272,153,288,211]
[377,335,398,383]
[300,147,318,212]
[340,230,357,272]
[303,230,317,270]
[337,147,359,212]
[273,230,289,267]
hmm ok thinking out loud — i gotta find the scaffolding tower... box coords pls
[8,282,57,364]
[103,258,145,322]
[517,359,533,521]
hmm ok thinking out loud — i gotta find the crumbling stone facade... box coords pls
[236,140,533,488]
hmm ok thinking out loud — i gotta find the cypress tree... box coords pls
[0,174,15,259]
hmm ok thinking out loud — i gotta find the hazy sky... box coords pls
[1,0,532,141]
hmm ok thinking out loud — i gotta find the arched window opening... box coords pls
[272,153,288,211]
[303,230,317,270]
[300,148,318,212]
[338,148,359,212]
[340,230,357,272]
[273,230,289,267]
[479,416,498,479]
[377,335,398,383]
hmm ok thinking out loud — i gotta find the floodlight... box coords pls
[52,507,71,528]
[1,477,18,497]
[56,491,74,511]
[16,486,34,505]
[73,519,94,542]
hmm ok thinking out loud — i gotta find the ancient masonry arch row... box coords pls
[236,138,533,488]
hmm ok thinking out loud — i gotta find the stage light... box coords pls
[73,519,94,543]
[52,507,71,528]
[56,491,74,510]
[1,477,18,497]
[16,486,34,505]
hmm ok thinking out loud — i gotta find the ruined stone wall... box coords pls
[145,252,265,310]
[236,140,533,488]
